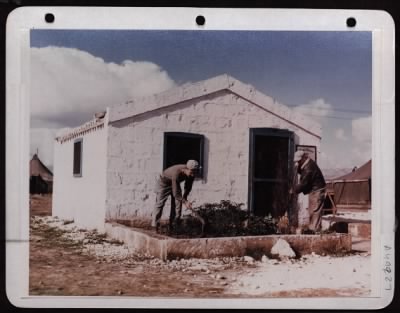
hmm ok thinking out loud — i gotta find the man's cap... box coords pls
[186,160,200,170]
[294,150,307,162]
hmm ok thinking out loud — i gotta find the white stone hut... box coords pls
[53,74,321,231]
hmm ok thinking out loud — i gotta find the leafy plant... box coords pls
[179,200,278,238]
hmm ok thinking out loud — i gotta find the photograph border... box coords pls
[5,7,395,309]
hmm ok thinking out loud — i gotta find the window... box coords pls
[296,145,317,162]
[163,132,204,178]
[73,139,83,177]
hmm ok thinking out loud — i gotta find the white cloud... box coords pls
[30,46,177,128]
[334,128,348,141]
[351,116,372,167]
[319,117,371,171]
[318,151,335,170]
[319,144,354,171]
[352,116,372,143]
[295,99,369,171]
[293,98,334,120]
[30,46,177,167]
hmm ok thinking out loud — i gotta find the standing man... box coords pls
[151,160,200,232]
[291,151,326,233]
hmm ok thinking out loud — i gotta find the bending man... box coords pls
[151,160,199,232]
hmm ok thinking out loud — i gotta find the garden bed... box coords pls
[105,222,352,260]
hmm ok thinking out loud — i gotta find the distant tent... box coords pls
[327,160,371,210]
[30,154,53,194]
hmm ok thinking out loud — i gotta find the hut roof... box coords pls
[333,160,371,181]
[30,154,53,182]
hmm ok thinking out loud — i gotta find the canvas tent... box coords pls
[30,154,53,194]
[327,160,371,210]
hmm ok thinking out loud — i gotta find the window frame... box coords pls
[73,138,83,177]
[163,132,204,178]
[295,144,317,163]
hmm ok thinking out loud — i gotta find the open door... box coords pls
[249,128,294,218]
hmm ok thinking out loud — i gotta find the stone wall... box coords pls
[106,89,320,222]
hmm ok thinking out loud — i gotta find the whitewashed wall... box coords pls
[106,90,320,221]
[52,124,108,231]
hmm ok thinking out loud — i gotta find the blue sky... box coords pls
[31,30,371,109]
[30,30,372,171]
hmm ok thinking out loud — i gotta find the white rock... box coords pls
[188,265,208,272]
[244,256,255,263]
[261,255,269,263]
[271,239,296,259]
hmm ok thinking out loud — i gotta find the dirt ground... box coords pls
[29,220,240,297]
[29,194,53,217]
[29,195,371,299]
[29,195,240,297]
[30,233,227,297]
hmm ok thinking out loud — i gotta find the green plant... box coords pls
[179,200,278,238]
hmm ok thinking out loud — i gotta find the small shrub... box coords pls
[178,200,278,238]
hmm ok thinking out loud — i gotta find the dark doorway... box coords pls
[249,128,294,218]
[30,175,52,194]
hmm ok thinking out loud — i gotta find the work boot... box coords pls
[151,223,160,233]
[167,223,178,236]
[168,219,181,235]
[174,219,182,232]
[302,228,315,235]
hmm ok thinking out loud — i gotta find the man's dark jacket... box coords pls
[295,158,326,195]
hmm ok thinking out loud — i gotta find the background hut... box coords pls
[326,160,371,211]
[30,154,53,194]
